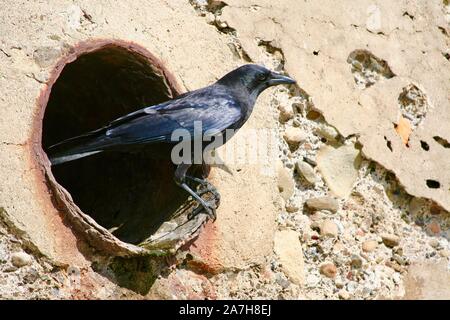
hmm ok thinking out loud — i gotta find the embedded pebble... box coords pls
[206,12,216,24]
[320,220,339,238]
[306,274,321,287]
[338,289,351,300]
[346,281,358,293]
[439,249,450,257]
[427,221,441,235]
[334,277,345,288]
[285,203,299,213]
[283,127,307,148]
[274,230,305,285]
[314,123,340,142]
[275,272,291,289]
[296,161,320,185]
[278,103,294,122]
[428,239,440,248]
[350,255,363,269]
[320,263,337,278]
[306,196,339,212]
[362,240,378,252]
[11,252,32,268]
[381,233,400,248]
[33,46,61,68]
[277,162,295,201]
[316,143,360,198]
[393,254,408,266]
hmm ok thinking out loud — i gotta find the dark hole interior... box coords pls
[433,136,450,148]
[42,45,189,244]
[384,136,393,152]
[426,179,441,189]
[420,140,430,151]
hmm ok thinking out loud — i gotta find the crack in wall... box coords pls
[1,141,27,147]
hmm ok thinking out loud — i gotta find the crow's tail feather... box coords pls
[49,150,103,165]
[46,130,109,166]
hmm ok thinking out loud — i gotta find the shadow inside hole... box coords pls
[433,136,450,148]
[384,136,393,152]
[42,45,189,244]
[420,140,430,151]
[426,180,441,189]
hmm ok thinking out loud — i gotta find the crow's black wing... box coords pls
[103,88,242,145]
[47,86,242,164]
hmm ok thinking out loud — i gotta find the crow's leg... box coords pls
[189,161,220,200]
[174,163,217,221]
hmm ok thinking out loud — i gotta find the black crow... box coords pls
[47,64,295,220]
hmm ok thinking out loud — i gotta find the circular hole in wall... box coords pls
[39,41,191,246]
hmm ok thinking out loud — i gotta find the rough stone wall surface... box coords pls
[0,0,449,299]
[221,0,450,211]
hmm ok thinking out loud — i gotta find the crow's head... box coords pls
[217,64,296,98]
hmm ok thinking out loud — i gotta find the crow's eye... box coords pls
[257,73,268,81]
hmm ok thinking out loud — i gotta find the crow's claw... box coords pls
[177,172,219,222]
[197,185,221,202]
[186,176,221,203]
[188,199,217,221]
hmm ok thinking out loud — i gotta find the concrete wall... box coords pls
[0,0,449,299]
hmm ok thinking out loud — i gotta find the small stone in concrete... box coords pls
[306,196,339,212]
[11,252,32,268]
[4,265,18,272]
[274,230,305,285]
[306,110,322,120]
[393,254,408,266]
[439,249,450,258]
[283,127,307,149]
[338,289,351,300]
[277,162,295,201]
[314,123,340,142]
[306,274,320,287]
[275,272,291,289]
[386,261,403,273]
[285,203,299,213]
[320,220,339,238]
[427,221,441,235]
[334,277,345,288]
[430,203,443,215]
[350,255,363,269]
[316,143,360,198]
[296,161,320,185]
[428,239,440,248]
[23,268,40,284]
[309,211,326,222]
[409,197,427,216]
[381,233,400,248]
[33,46,61,68]
[278,103,294,122]
[320,262,337,278]
[362,240,378,252]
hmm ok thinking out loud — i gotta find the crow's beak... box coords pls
[268,72,296,86]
